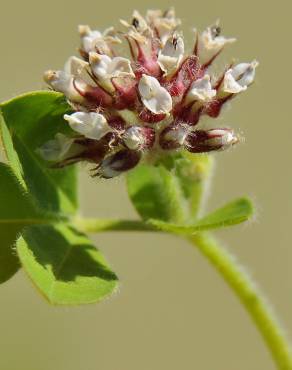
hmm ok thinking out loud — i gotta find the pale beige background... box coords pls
[0,0,291,369]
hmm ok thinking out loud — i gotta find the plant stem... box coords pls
[73,217,157,233]
[73,217,292,369]
[190,233,292,370]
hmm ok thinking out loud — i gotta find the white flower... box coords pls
[89,52,134,81]
[78,25,120,55]
[43,70,84,103]
[196,23,236,65]
[223,61,259,94]
[120,10,149,34]
[37,133,75,161]
[186,75,216,102]
[64,112,113,140]
[64,56,95,86]
[146,8,181,45]
[138,74,172,114]
[158,34,184,75]
[78,25,102,53]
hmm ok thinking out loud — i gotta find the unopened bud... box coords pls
[123,126,155,150]
[95,149,141,178]
[159,123,190,150]
[186,128,238,153]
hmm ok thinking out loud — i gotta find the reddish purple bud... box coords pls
[53,133,119,168]
[133,39,162,78]
[185,128,238,153]
[123,126,155,150]
[159,123,190,150]
[77,133,119,159]
[107,116,126,131]
[138,108,166,123]
[164,56,202,97]
[112,76,138,109]
[73,79,113,108]
[203,96,232,118]
[94,149,141,178]
[173,102,202,125]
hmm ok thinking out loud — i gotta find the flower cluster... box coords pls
[40,8,258,178]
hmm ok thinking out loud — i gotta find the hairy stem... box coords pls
[73,217,157,233]
[73,217,292,369]
[190,233,292,370]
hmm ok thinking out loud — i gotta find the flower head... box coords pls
[41,8,258,178]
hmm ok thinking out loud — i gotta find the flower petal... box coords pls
[138,74,172,114]
[43,70,84,103]
[186,75,216,102]
[90,53,134,81]
[158,34,184,75]
[223,61,259,94]
[197,23,236,65]
[78,25,102,53]
[64,112,113,140]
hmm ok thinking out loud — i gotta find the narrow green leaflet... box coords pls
[17,224,118,305]
[0,91,77,215]
[149,197,254,235]
[127,152,213,224]
[0,163,48,283]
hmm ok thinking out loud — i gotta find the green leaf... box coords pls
[17,224,118,305]
[195,197,254,229]
[0,91,77,215]
[0,111,24,186]
[0,163,48,283]
[149,197,254,234]
[127,152,213,223]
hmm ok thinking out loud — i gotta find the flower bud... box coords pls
[123,126,155,150]
[124,30,161,78]
[159,123,190,150]
[166,56,202,97]
[112,75,138,109]
[74,133,119,164]
[95,149,141,178]
[138,108,166,123]
[185,128,238,153]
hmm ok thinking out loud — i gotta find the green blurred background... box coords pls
[0,0,291,369]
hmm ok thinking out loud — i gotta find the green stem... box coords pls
[190,233,292,370]
[73,217,292,369]
[73,217,157,233]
